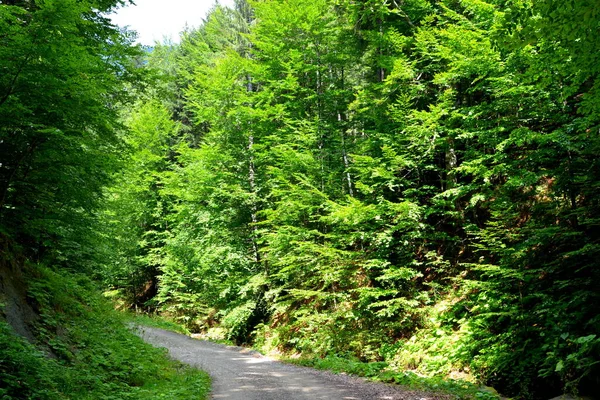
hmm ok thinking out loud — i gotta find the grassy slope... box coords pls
[0,265,210,400]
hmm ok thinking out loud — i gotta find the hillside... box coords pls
[1,0,599,399]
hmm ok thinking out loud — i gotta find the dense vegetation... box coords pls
[0,1,210,398]
[0,263,210,399]
[2,0,599,399]
[102,0,600,398]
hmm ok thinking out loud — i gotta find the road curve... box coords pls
[136,326,445,400]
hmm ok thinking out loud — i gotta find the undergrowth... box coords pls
[248,302,505,400]
[285,355,500,400]
[0,264,210,399]
[125,312,190,335]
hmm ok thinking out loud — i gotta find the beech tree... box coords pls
[101,0,600,397]
[0,0,140,269]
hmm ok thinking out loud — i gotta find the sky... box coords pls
[110,0,235,46]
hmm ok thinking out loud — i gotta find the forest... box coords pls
[1,0,599,399]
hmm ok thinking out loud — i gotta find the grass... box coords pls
[125,311,191,335]
[282,355,501,400]
[110,303,500,400]
[133,362,211,399]
[116,309,497,400]
[0,264,211,400]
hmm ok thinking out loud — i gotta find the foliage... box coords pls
[101,98,179,309]
[0,264,210,399]
[97,0,600,398]
[0,0,142,271]
[288,354,499,400]
[124,312,190,335]
[0,320,58,399]
[0,3,212,399]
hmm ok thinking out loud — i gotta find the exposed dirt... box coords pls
[0,248,38,342]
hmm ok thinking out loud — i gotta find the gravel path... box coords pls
[136,326,447,400]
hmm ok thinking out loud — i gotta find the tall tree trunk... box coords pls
[248,131,261,265]
[337,66,353,196]
[316,46,325,192]
[444,137,457,190]
[340,123,353,197]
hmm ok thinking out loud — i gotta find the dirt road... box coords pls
[137,326,445,400]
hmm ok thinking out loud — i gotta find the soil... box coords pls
[0,256,38,342]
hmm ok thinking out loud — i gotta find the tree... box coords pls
[102,99,178,308]
[0,0,141,270]
[96,0,600,396]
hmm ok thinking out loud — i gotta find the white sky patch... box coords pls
[110,0,235,45]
